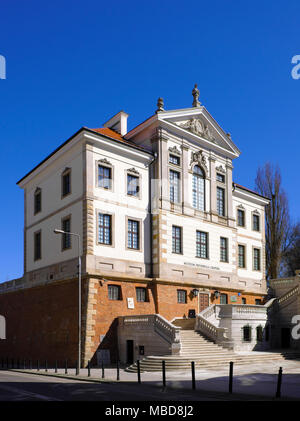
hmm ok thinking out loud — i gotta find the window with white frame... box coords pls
[172,225,182,254]
[253,214,260,231]
[192,165,205,211]
[127,174,139,197]
[237,209,245,227]
[253,248,261,271]
[238,244,246,268]
[217,187,225,216]
[169,154,180,165]
[220,237,228,262]
[98,213,112,245]
[169,169,180,203]
[98,165,112,189]
[127,219,140,250]
[196,231,208,259]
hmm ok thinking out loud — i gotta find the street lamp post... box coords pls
[54,228,81,373]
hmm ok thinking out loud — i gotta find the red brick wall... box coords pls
[0,279,79,367]
[0,277,266,366]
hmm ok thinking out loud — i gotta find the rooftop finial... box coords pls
[156,97,165,113]
[192,84,201,107]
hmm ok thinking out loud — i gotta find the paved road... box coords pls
[0,370,273,401]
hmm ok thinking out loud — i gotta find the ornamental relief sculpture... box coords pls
[177,118,216,143]
[190,150,208,173]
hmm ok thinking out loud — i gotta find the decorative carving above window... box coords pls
[253,209,260,215]
[216,165,226,174]
[190,150,208,173]
[237,204,245,210]
[127,167,140,175]
[177,118,216,142]
[98,158,112,167]
[168,145,181,155]
[35,187,41,194]
[62,167,71,175]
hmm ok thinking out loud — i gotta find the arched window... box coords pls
[192,165,205,211]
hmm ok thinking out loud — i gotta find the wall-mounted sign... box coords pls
[127,297,134,309]
[230,295,237,302]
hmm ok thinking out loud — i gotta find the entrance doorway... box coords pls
[126,340,134,364]
[199,293,209,312]
[281,328,290,348]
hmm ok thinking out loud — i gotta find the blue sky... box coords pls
[0,0,300,281]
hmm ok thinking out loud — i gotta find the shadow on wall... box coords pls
[0,315,6,339]
[90,318,119,366]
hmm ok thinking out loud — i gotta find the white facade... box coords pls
[17,100,269,299]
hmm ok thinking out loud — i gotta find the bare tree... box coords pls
[255,163,292,279]
[282,223,300,276]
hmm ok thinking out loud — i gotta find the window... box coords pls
[192,165,205,211]
[265,325,270,341]
[253,214,260,231]
[98,213,112,245]
[34,231,41,260]
[196,231,208,259]
[255,299,262,305]
[172,225,182,254]
[216,173,225,183]
[256,325,263,342]
[237,209,245,227]
[108,285,121,300]
[136,287,147,302]
[34,188,42,214]
[253,248,261,271]
[169,154,180,165]
[62,169,71,197]
[177,289,187,304]
[98,165,112,189]
[169,170,180,203]
[220,237,228,262]
[242,297,247,304]
[238,245,246,268]
[220,293,228,304]
[217,187,225,216]
[127,219,140,250]
[62,217,71,250]
[127,174,139,197]
[242,325,252,342]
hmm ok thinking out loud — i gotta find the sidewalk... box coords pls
[4,359,300,400]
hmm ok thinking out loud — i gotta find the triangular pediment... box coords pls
[158,107,240,157]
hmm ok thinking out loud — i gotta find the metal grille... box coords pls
[136,287,147,302]
[108,285,120,300]
[217,187,225,216]
[177,289,187,303]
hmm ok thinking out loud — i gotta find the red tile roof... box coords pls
[90,127,124,141]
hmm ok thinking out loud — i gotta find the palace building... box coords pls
[3,85,294,369]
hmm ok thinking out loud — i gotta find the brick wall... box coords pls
[0,276,266,366]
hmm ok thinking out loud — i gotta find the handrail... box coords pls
[277,285,299,305]
[122,314,181,344]
[195,313,231,345]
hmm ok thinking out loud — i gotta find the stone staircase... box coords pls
[126,327,300,372]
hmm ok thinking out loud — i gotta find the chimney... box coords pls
[103,111,129,136]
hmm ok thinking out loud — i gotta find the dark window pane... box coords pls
[34,191,41,214]
[216,173,225,183]
[169,170,180,203]
[243,326,252,342]
[34,232,41,260]
[238,245,245,268]
[108,285,121,300]
[172,226,182,254]
[253,248,261,270]
[196,231,208,258]
[220,237,228,262]
[62,172,71,196]
[253,214,260,231]
[237,209,245,226]
[169,154,180,165]
[136,287,147,302]
[177,289,187,303]
[220,293,228,304]
[62,218,71,249]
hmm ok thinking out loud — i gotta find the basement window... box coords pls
[242,325,252,342]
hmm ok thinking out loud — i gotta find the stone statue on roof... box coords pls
[192,84,201,107]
